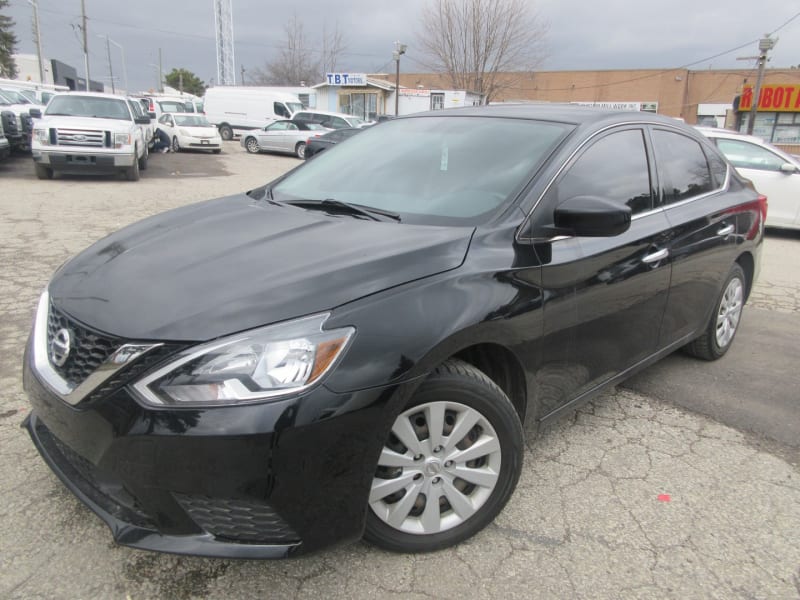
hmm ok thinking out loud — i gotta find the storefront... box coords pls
[737,84,800,145]
[313,74,394,121]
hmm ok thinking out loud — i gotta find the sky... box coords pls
[4,0,800,93]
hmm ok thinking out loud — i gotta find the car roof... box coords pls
[405,103,685,128]
[295,109,358,119]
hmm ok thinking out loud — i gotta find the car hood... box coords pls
[49,194,473,341]
[39,115,132,130]
[177,126,219,137]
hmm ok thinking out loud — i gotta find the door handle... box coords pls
[717,224,735,237]
[642,248,669,264]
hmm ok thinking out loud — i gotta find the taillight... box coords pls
[149,99,155,112]
[757,194,768,223]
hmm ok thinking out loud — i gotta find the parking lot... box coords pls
[1,145,798,599]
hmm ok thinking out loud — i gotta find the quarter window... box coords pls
[652,130,714,204]
[556,129,653,215]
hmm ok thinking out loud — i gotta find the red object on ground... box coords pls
[657,494,671,502]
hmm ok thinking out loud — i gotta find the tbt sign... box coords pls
[325,73,368,86]
[740,84,800,112]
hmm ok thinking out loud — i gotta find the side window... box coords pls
[714,138,787,172]
[293,112,309,122]
[556,129,653,215]
[287,123,298,131]
[128,100,143,118]
[330,117,348,129]
[274,102,289,118]
[158,115,169,124]
[652,130,714,204]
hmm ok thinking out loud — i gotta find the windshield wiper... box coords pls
[286,199,401,222]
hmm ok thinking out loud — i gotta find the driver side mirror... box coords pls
[551,195,632,237]
[29,108,42,119]
[780,162,799,174]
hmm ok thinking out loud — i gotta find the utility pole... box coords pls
[746,35,777,136]
[81,0,90,90]
[393,41,407,116]
[103,35,115,93]
[241,64,245,85]
[25,0,44,83]
[158,48,163,92]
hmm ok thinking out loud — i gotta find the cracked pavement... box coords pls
[1,147,799,599]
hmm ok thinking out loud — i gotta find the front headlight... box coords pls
[33,128,48,144]
[114,132,131,148]
[132,314,354,407]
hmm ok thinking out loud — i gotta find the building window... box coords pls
[431,93,445,110]
[339,93,378,120]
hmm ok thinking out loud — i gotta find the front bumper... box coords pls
[23,337,402,558]
[181,135,221,149]
[33,148,135,174]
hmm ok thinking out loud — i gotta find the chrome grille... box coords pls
[55,128,105,147]
[47,303,120,387]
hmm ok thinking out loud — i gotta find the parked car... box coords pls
[304,127,362,159]
[0,118,10,160]
[158,113,222,153]
[292,109,370,129]
[698,127,800,230]
[240,120,326,158]
[204,86,304,140]
[0,89,36,151]
[23,105,763,560]
[31,92,150,180]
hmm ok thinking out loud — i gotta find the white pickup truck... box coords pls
[31,92,150,181]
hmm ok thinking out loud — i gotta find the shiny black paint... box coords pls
[24,106,764,557]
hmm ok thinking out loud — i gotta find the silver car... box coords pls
[240,120,327,159]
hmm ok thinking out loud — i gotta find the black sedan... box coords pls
[23,105,764,558]
[304,127,362,159]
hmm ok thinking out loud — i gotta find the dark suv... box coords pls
[23,105,763,559]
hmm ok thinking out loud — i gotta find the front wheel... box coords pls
[138,146,148,170]
[295,141,306,159]
[364,359,523,553]
[125,149,140,181]
[172,136,181,153]
[34,163,53,180]
[244,137,259,154]
[684,263,746,360]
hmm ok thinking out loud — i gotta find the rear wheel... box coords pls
[34,163,53,180]
[244,137,259,154]
[295,142,306,159]
[684,263,746,360]
[219,124,233,141]
[364,359,523,553]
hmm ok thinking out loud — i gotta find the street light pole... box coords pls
[101,35,115,94]
[81,0,90,90]
[108,38,128,93]
[746,34,777,136]
[393,41,407,116]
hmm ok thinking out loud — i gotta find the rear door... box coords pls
[651,127,740,345]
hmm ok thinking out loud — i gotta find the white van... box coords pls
[203,87,303,140]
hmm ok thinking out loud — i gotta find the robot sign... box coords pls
[325,73,368,86]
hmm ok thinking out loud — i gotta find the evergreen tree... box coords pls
[165,68,206,96]
[0,0,18,78]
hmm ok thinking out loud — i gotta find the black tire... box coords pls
[244,137,260,154]
[172,136,181,153]
[684,263,746,361]
[34,163,53,180]
[295,142,306,159]
[138,146,148,171]
[212,148,221,154]
[364,358,523,553]
[219,124,233,141]
[125,150,140,181]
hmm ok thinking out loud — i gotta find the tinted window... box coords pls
[704,146,728,187]
[274,102,290,118]
[652,130,714,204]
[714,138,787,172]
[556,129,653,215]
[274,116,571,225]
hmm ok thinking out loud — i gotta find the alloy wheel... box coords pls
[715,276,743,348]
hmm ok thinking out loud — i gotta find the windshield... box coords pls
[46,95,131,120]
[0,89,31,104]
[273,116,571,225]
[19,90,37,102]
[287,102,303,115]
[348,116,366,126]
[0,92,10,105]
[174,114,211,127]
[158,100,187,113]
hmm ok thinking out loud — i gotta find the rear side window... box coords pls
[556,129,653,215]
[704,146,728,187]
[652,130,715,204]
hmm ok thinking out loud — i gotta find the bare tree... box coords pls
[250,16,347,86]
[418,0,547,102]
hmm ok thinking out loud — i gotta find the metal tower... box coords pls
[213,0,236,85]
